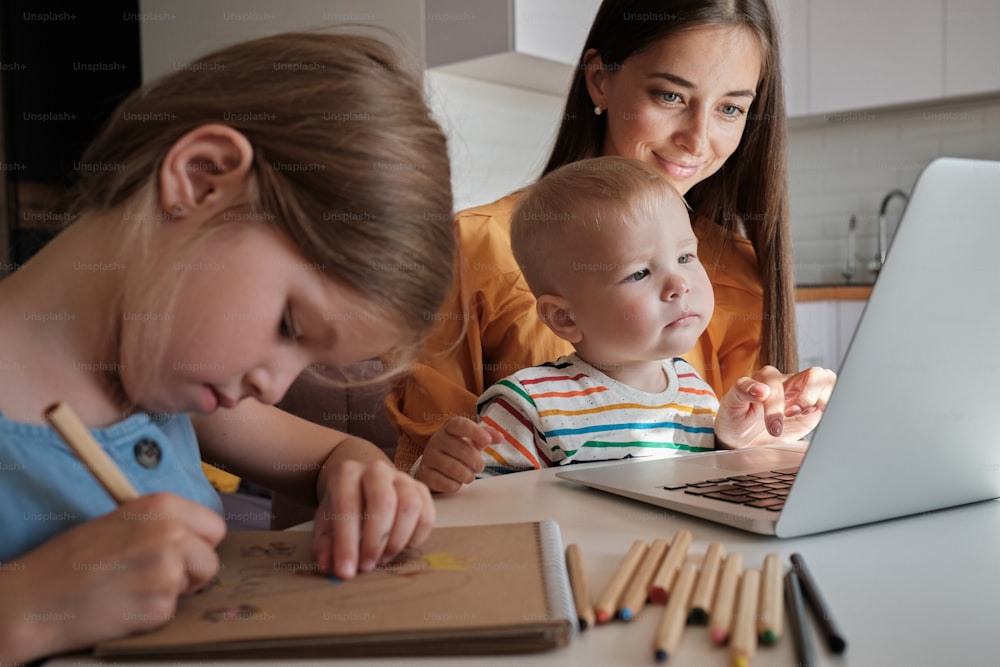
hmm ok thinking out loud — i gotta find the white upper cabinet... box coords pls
[778,0,1000,118]
[807,0,944,116]
[944,0,1000,97]
[426,0,601,94]
[772,0,810,118]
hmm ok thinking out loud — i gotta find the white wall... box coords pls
[139,0,563,216]
[788,96,1000,285]
[425,71,564,211]
[140,0,423,82]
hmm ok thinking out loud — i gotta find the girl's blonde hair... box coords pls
[70,31,454,383]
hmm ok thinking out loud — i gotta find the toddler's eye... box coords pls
[678,253,696,264]
[624,268,650,282]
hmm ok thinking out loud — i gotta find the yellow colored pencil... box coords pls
[730,569,760,667]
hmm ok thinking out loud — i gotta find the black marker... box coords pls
[790,552,847,654]
[785,568,817,666]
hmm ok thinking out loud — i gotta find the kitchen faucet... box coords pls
[868,188,909,275]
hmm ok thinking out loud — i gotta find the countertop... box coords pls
[795,284,872,302]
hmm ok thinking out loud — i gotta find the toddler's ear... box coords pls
[536,295,582,344]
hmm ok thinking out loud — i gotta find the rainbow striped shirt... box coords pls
[476,354,719,476]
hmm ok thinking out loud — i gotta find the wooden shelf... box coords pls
[795,284,873,302]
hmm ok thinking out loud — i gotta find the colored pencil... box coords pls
[730,569,760,667]
[649,528,692,604]
[618,538,669,621]
[784,569,817,667]
[565,543,596,630]
[653,562,699,662]
[758,552,784,644]
[44,401,139,503]
[594,539,648,624]
[687,542,725,624]
[708,552,744,645]
[790,552,847,653]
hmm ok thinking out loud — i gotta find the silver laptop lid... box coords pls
[777,157,1000,536]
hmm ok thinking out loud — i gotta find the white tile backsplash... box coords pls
[790,95,1000,286]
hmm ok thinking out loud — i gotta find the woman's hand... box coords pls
[0,493,225,664]
[714,365,837,449]
[415,417,503,494]
[312,459,435,580]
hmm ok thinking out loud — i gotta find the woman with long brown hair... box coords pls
[389,0,815,492]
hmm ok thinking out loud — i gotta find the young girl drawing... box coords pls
[0,31,453,663]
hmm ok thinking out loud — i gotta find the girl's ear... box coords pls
[159,124,254,221]
[536,295,583,344]
[583,48,609,112]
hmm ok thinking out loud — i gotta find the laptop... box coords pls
[555,156,1000,537]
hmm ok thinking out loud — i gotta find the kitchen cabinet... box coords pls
[426,0,601,94]
[779,0,1000,118]
[807,0,944,116]
[795,301,838,371]
[772,0,809,118]
[944,0,1000,97]
[795,290,868,372]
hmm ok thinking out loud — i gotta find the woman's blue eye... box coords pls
[658,92,682,104]
[624,268,650,282]
[721,104,745,118]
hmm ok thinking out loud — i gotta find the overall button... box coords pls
[134,439,162,469]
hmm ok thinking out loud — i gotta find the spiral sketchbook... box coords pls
[94,520,576,658]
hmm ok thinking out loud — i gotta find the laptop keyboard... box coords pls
[662,467,800,512]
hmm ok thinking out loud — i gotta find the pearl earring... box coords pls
[594,105,603,116]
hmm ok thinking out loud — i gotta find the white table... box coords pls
[50,466,1000,666]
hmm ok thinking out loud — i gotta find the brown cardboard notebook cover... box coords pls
[95,520,575,658]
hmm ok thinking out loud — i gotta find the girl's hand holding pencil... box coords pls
[0,403,225,661]
[3,493,223,660]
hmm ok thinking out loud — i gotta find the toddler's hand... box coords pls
[415,416,503,493]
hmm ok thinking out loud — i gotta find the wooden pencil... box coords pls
[652,562,699,662]
[44,401,139,503]
[709,552,744,646]
[730,569,760,667]
[594,539,648,624]
[618,538,669,621]
[758,552,784,644]
[565,543,596,630]
[649,528,692,604]
[687,542,726,624]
